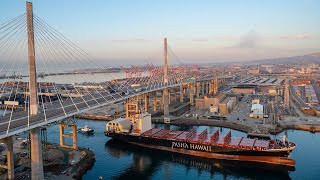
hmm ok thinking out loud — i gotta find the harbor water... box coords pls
[0,72,126,84]
[44,119,320,180]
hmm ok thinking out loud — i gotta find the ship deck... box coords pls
[141,128,270,150]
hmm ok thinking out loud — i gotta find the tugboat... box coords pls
[78,125,94,134]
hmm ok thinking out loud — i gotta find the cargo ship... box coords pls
[105,113,296,166]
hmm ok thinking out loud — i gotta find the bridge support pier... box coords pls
[0,137,15,180]
[208,81,211,95]
[201,82,205,95]
[174,89,178,102]
[168,90,171,104]
[196,82,200,97]
[30,127,44,180]
[59,123,78,149]
[71,125,78,149]
[6,137,14,180]
[179,85,184,102]
[214,79,218,95]
[153,92,157,112]
[189,83,194,106]
[209,80,213,95]
[59,123,65,146]
[163,88,170,123]
[144,94,149,112]
[206,81,209,94]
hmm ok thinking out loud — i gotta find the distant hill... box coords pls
[246,53,320,64]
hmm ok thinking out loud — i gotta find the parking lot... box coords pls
[228,94,273,124]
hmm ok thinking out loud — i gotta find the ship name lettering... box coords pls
[172,142,189,149]
[190,144,211,152]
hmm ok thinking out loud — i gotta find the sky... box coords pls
[1,0,320,65]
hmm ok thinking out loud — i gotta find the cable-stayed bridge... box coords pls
[0,2,232,179]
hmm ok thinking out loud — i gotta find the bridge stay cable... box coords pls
[34,30,78,116]
[7,47,25,134]
[33,18,111,109]
[33,31,70,116]
[33,15,126,114]
[33,16,125,102]
[2,25,27,134]
[0,21,27,117]
[0,10,212,138]
[33,15,133,96]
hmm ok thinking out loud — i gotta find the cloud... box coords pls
[280,33,310,39]
[232,30,259,48]
[111,38,151,43]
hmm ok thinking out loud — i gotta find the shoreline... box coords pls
[152,118,320,135]
[0,142,95,180]
[78,114,320,135]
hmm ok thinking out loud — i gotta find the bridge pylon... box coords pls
[163,38,170,124]
[26,2,45,179]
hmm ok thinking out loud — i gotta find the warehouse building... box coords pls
[250,103,264,118]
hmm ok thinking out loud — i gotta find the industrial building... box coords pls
[231,86,256,94]
[250,103,264,118]
[218,97,237,115]
[194,92,237,116]
[292,81,319,105]
[195,92,226,110]
[234,77,286,96]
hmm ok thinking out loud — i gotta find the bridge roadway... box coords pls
[0,76,229,139]
[259,73,320,77]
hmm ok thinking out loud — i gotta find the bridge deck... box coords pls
[0,75,231,139]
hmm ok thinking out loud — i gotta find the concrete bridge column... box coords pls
[6,137,14,180]
[59,123,78,150]
[153,92,157,112]
[185,86,189,97]
[214,79,218,95]
[59,123,65,146]
[161,91,164,110]
[71,125,78,149]
[168,90,171,104]
[30,127,44,180]
[201,81,205,95]
[189,83,194,106]
[206,81,209,94]
[174,89,178,102]
[180,85,184,102]
[144,94,149,112]
[196,82,200,97]
[138,95,142,108]
[0,137,15,180]
[163,88,170,123]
